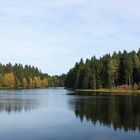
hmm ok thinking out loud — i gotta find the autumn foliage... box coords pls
[0,64,48,89]
[0,72,48,89]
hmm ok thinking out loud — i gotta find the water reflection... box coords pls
[69,94,140,132]
[0,96,39,113]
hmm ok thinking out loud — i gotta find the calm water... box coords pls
[0,88,140,140]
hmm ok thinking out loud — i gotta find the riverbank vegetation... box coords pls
[65,49,140,92]
[48,74,66,87]
[0,63,48,89]
[0,63,65,89]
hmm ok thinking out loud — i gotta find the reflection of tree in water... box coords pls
[69,95,140,132]
[0,98,39,113]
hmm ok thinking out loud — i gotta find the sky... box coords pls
[0,0,140,75]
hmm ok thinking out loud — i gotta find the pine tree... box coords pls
[65,49,140,89]
[0,74,4,87]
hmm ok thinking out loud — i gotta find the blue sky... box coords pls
[0,0,140,75]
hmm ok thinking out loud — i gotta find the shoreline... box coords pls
[75,89,140,94]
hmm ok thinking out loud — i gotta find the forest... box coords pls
[0,63,48,89]
[65,49,140,90]
[1,49,140,90]
[0,63,64,89]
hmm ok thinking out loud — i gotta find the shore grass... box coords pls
[75,88,140,94]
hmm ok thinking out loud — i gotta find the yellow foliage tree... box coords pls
[4,73,15,88]
[23,78,28,88]
[29,77,33,88]
[32,79,36,88]
[34,76,42,88]
[42,77,48,87]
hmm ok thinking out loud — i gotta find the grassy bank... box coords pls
[75,88,140,94]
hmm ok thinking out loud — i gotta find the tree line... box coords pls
[0,63,48,89]
[65,49,140,90]
[48,74,66,87]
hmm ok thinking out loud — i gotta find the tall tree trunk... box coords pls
[112,76,115,87]
[93,71,96,89]
[129,75,131,86]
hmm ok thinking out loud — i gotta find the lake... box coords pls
[0,88,139,140]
